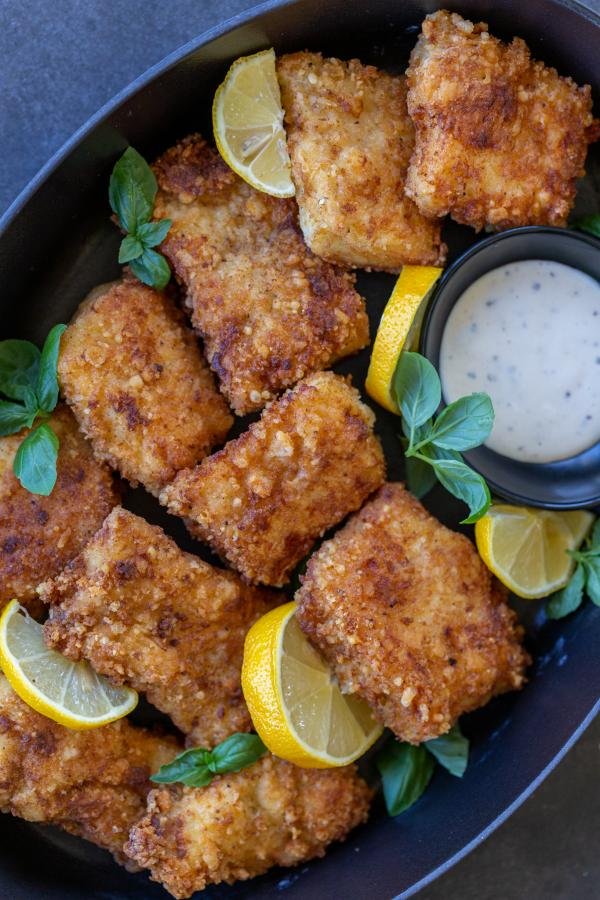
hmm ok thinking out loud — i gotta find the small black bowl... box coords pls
[421,226,600,509]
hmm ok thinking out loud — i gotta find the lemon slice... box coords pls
[366,265,443,413]
[241,602,382,768]
[213,48,294,198]
[475,506,594,599]
[0,600,138,729]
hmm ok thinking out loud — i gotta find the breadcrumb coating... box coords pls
[296,484,530,743]
[405,10,599,231]
[58,277,232,495]
[277,52,445,271]
[0,675,178,866]
[125,753,371,898]
[40,507,278,747]
[160,372,385,586]
[152,134,369,415]
[0,404,119,614]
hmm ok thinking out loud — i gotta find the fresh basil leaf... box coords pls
[430,456,491,524]
[574,214,600,239]
[425,725,469,777]
[0,339,41,407]
[590,517,600,549]
[583,558,600,607]
[546,563,585,619]
[13,423,59,496]
[393,351,441,430]
[377,740,435,817]
[118,235,144,264]
[137,218,172,248]
[108,147,157,234]
[130,248,171,290]
[405,454,437,499]
[36,324,66,413]
[151,747,213,787]
[0,401,37,437]
[208,733,266,775]
[430,393,494,451]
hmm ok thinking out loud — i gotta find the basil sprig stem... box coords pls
[546,518,600,619]
[376,724,469,817]
[0,325,66,495]
[151,733,267,788]
[109,147,172,290]
[393,351,494,523]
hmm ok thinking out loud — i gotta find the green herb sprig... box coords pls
[573,214,600,239]
[151,733,267,788]
[394,351,494,523]
[376,725,469,817]
[109,147,172,290]
[0,325,66,495]
[546,518,600,619]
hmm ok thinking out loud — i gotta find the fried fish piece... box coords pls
[0,404,119,614]
[125,753,371,898]
[152,134,369,415]
[58,278,232,496]
[40,507,278,747]
[277,52,445,271]
[405,10,599,231]
[296,483,529,744]
[0,674,178,866]
[160,372,386,586]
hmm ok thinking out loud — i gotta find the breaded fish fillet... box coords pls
[40,507,278,747]
[296,484,529,744]
[277,52,445,271]
[58,277,232,495]
[0,404,119,614]
[405,10,599,231]
[160,372,385,586]
[125,753,371,898]
[152,135,369,415]
[0,675,178,865]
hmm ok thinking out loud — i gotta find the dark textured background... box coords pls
[1,1,599,898]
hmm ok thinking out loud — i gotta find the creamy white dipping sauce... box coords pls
[439,259,600,464]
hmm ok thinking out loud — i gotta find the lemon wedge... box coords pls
[366,265,443,413]
[0,600,138,729]
[475,506,594,599]
[241,602,382,768]
[213,48,294,198]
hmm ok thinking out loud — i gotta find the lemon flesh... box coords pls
[213,48,294,198]
[241,602,382,768]
[475,506,594,599]
[0,600,137,729]
[365,265,443,413]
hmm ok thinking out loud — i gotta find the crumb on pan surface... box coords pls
[160,371,386,586]
[277,52,446,271]
[58,277,232,495]
[0,404,119,614]
[40,507,279,747]
[152,134,370,415]
[405,10,599,231]
[295,483,530,744]
[125,753,371,899]
[0,674,178,866]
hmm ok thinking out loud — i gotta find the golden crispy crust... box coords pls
[0,675,178,866]
[58,278,232,495]
[152,135,369,415]
[0,405,119,613]
[277,53,445,271]
[405,10,599,231]
[125,754,371,898]
[40,507,279,747]
[296,484,530,743]
[160,372,386,586]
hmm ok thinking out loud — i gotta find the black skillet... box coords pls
[0,1,598,897]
